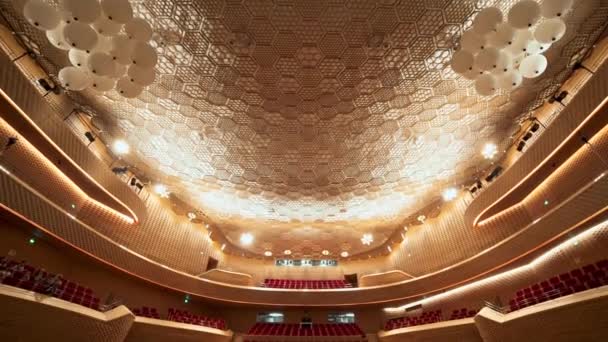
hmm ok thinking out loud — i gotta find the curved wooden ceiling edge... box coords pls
[0,56,143,224]
[1,164,606,307]
[466,70,608,228]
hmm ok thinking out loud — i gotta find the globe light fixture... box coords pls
[153,184,170,198]
[240,233,254,245]
[442,188,459,201]
[482,143,499,159]
[361,233,374,245]
[112,139,130,155]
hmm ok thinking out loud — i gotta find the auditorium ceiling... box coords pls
[3,0,607,258]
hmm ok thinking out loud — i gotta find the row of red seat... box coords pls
[168,308,226,330]
[0,257,100,310]
[449,308,478,320]
[263,279,350,289]
[384,310,443,330]
[247,323,365,337]
[509,259,608,312]
[132,306,161,319]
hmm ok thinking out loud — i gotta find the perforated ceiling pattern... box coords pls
[2,0,607,257]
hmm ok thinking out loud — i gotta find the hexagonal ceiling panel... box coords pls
[4,0,607,258]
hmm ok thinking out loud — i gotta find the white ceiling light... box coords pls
[283,249,291,255]
[482,143,498,159]
[340,251,349,258]
[264,251,272,257]
[240,233,254,245]
[153,184,170,198]
[187,212,196,220]
[451,2,570,95]
[220,243,226,251]
[22,0,157,97]
[112,139,130,155]
[321,250,330,256]
[442,187,459,201]
[361,233,374,245]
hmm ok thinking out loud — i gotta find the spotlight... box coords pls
[321,250,330,256]
[530,122,540,132]
[187,212,196,220]
[28,237,36,245]
[482,143,498,159]
[84,131,96,143]
[553,90,568,103]
[516,141,526,152]
[112,139,130,155]
[264,251,272,257]
[38,78,59,93]
[283,249,292,255]
[387,246,392,252]
[361,233,374,245]
[340,251,349,258]
[153,184,170,198]
[220,244,226,251]
[485,166,503,182]
[442,187,459,201]
[240,233,254,245]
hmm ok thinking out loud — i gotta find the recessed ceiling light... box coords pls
[321,250,330,256]
[387,246,392,252]
[283,249,292,255]
[264,251,272,257]
[187,212,196,220]
[482,143,498,159]
[153,184,170,198]
[361,233,374,245]
[442,187,458,201]
[240,233,254,245]
[112,139,130,155]
[220,243,226,251]
[340,251,349,258]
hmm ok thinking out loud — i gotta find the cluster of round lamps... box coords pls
[451,0,573,96]
[22,0,157,98]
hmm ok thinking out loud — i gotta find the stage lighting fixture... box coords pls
[530,122,540,132]
[84,131,96,143]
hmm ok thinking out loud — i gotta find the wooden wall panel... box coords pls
[0,285,135,342]
[378,318,482,342]
[475,287,608,342]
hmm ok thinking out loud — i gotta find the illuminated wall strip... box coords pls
[472,96,608,227]
[385,217,608,313]
[0,117,134,224]
[0,88,138,223]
